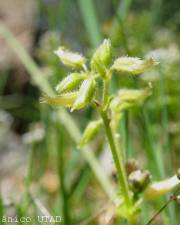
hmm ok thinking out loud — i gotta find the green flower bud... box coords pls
[91,39,112,77]
[110,89,151,132]
[110,97,132,113]
[145,175,180,200]
[40,92,78,107]
[112,57,159,75]
[54,47,86,68]
[72,78,96,111]
[110,89,150,115]
[117,88,151,104]
[79,120,102,147]
[128,170,151,194]
[56,73,87,93]
[125,159,139,176]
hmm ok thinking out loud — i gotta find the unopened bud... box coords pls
[129,170,151,193]
[40,92,78,107]
[118,88,151,104]
[110,89,150,115]
[79,120,102,147]
[125,159,139,176]
[110,97,132,113]
[54,47,86,68]
[72,78,96,110]
[112,57,159,75]
[91,39,112,77]
[56,73,87,93]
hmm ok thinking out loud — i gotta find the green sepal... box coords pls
[72,78,96,111]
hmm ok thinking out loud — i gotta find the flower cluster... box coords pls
[41,39,157,112]
[41,39,158,147]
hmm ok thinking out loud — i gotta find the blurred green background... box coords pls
[0,0,179,224]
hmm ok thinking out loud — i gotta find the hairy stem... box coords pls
[102,78,110,108]
[100,110,131,207]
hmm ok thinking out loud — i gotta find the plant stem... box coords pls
[102,78,110,108]
[58,110,118,205]
[100,110,131,207]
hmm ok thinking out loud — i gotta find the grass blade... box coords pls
[78,0,102,47]
[0,194,5,225]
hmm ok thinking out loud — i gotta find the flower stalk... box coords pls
[39,38,160,224]
[100,109,132,207]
